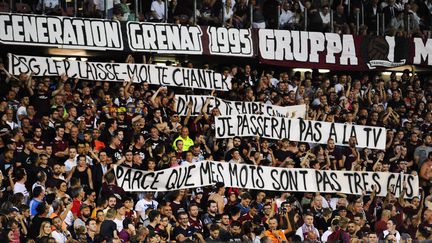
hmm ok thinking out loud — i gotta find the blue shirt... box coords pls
[236,203,250,215]
[29,198,42,217]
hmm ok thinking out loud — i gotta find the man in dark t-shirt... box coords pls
[99,209,118,240]
[174,212,197,242]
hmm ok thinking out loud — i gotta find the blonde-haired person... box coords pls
[36,221,52,243]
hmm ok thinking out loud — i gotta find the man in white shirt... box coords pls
[135,192,158,222]
[319,5,331,31]
[13,168,29,203]
[52,216,71,243]
[16,96,29,127]
[381,219,401,242]
[150,0,166,22]
[279,1,293,29]
[64,147,77,175]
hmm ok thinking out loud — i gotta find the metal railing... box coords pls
[0,0,407,37]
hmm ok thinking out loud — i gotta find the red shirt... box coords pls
[374,220,387,236]
[71,198,82,217]
[51,138,68,156]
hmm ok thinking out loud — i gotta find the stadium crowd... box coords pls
[0,53,430,243]
[1,0,432,37]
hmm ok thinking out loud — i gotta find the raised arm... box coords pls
[183,101,193,126]
[52,74,67,96]
[150,87,164,108]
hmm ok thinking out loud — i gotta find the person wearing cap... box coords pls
[321,218,339,242]
[208,182,225,215]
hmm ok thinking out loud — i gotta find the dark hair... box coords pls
[15,168,26,181]
[188,202,199,211]
[85,188,95,197]
[45,193,56,205]
[122,217,133,229]
[241,192,252,200]
[231,220,242,228]
[210,223,220,232]
[230,206,241,217]
[148,210,160,222]
[86,218,96,226]
[36,202,47,215]
[207,200,217,208]
[32,186,44,198]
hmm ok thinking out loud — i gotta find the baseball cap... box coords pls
[195,188,203,194]
[8,207,20,214]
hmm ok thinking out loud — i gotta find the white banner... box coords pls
[207,27,253,57]
[0,13,123,50]
[175,95,306,118]
[258,29,358,65]
[127,22,203,54]
[215,115,386,150]
[8,54,231,91]
[114,161,419,198]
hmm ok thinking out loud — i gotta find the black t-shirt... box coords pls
[15,151,36,166]
[343,147,357,170]
[131,145,146,162]
[105,146,123,162]
[46,177,64,189]
[100,219,117,239]
[31,92,51,117]
[274,149,295,163]
[145,137,164,150]
[40,126,56,144]
[173,225,196,242]
[28,216,51,239]
[328,148,343,169]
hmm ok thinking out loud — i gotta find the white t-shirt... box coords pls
[321,228,333,242]
[14,182,29,202]
[135,198,158,222]
[64,158,77,174]
[52,230,68,243]
[382,230,401,243]
[64,210,74,227]
[280,9,294,26]
[150,0,165,20]
[114,217,125,232]
[16,106,27,126]
[320,12,330,25]
[335,83,344,94]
